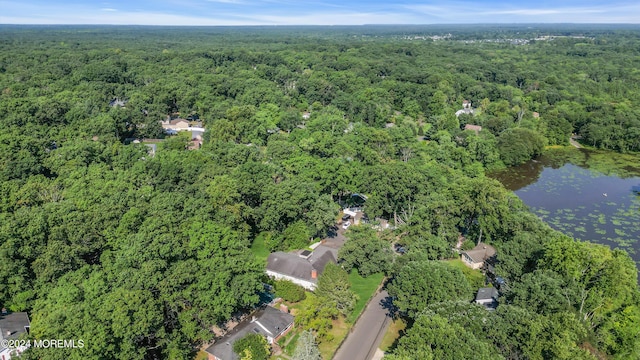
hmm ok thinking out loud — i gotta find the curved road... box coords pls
[333,290,392,360]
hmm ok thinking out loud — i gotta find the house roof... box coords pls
[266,247,336,283]
[0,312,30,340]
[461,243,496,264]
[205,306,293,360]
[464,124,482,132]
[267,252,315,282]
[475,287,499,302]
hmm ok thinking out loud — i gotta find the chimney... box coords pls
[6,330,11,337]
[251,316,256,323]
[280,304,289,313]
[311,269,318,279]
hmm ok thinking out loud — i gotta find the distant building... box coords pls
[160,116,204,134]
[0,310,30,360]
[475,287,499,310]
[302,111,311,120]
[455,100,475,117]
[464,124,482,134]
[109,98,127,107]
[266,246,337,291]
[461,243,496,270]
[205,306,294,360]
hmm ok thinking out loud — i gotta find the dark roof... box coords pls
[267,252,315,282]
[267,247,336,282]
[300,250,312,258]
[308,247,337,276]
[205,306,293,360]
[475,287,499,302]
[461,243,496,264]
[0,312,30,340]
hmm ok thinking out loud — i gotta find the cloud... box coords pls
[1,0,640,25]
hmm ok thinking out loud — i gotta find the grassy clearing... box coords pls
[445,258,485,289]
[379,318,407,352]
[194,350,209,360]
[348,271,385,323]
[318,318,349,359]
[251,232,271,264]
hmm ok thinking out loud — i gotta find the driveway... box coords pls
[333,290,393,360]
[321,226,348,249]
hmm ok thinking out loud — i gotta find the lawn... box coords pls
[444,258,485,289]
[379,318,407,352]
[318,317,349,359]
[251,232,271,264]
[348,271,385,323]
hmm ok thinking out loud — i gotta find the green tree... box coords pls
[293,330,322,360]
[274,279,306,303]
[338,226,392,277]
[387,260,472,318]
[315,263,357,316]
[233,333,270,360]
[387,314,502,360]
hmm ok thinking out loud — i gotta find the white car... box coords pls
[342,221,351,229]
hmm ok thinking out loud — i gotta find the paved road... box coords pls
[333,290,392,360]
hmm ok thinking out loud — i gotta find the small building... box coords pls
[266,246,336,291]
[109,98,127,107]
[0,310,31,360]
[205,306,294,360]
[455,100,475,117]
[464,124,482,134]
[475,287,499,310]
[461,243,496,270]
[302,111,311,120]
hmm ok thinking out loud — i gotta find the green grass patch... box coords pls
[379,318,407,352]
[251,232,271,264]
[445,258,485,289]
[347,271,385,323]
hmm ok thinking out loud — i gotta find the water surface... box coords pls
[491,149,640,264]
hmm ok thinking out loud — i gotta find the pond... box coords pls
[491,148,640,267]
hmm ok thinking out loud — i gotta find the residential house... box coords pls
[205,306,294,360]
[0,310,30,360]
[464,124,482,134]
[461,243,496,270]
[455,100,475,117]
[109,98,127,107]
[265,246,337,291]
[474,287,499,310]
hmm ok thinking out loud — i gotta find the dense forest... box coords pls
[0,25,639,359]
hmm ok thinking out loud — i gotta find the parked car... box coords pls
[341,214,351,222]
[342,221,351,229]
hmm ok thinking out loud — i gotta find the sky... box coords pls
[1,0,640,25]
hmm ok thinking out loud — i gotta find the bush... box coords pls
[233,333,270,360]
[274,279,306,303]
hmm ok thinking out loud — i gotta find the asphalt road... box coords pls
[333,290,392,360]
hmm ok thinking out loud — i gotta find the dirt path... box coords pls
[569,137,582,149]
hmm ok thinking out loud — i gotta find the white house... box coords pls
[265,246,336,291]
[205,306,294,360]
[461,243,496,270]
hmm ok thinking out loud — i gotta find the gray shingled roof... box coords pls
[475,287,499,302]
[0,312,30,340]
[267,252,315,282]
[205,306,294,360]
[461,243,496,264]
[266,247,337,283]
